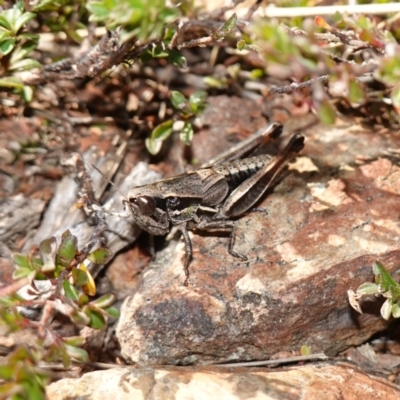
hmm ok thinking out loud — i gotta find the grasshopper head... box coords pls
[124,189,169,236]
[127,195,156,216]
[126,185,159,216]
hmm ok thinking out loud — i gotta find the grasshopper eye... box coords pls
[136,196,156,215]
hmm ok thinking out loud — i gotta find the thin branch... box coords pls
[261,4,400,18]
[71,153,109,262]
[22,30,135,85]
[0,277,29,297]
[268,75,330,94]
[169,18,234,51]
[287,26,383,54]
[215,353,329,367]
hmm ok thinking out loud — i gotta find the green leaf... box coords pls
[86,3,112,21]
[203,76,227,89]
[237,40,245,51]
[348,80,365,104]
[380,298,392,320]
[22,85,33,102]
[373,261,398,291]
[391,84,400,114]
[32,0,57,12]
[145,138,163,155]
[57,235,77,268]
[32,258,44,270]
[18,32,39,42]
[300,344,311,356]
[13,253,30,269]
[392,302,400,318]
[12,266,34,280]
[46,342,70,368]
[78,293,89,307]
[58,235,77,261]
[71,310,90,326]
[3,3,23,33]
[151,119,174,141]
[180,121,194,146]
[15,1,25,13]
[170,91,188,111]
[151,45,169,58]
[189,90,207,114]
[85,307,106,329]
[219,13,237,34]
[39,237,57,272]
[0,76,24,89]
[9,58,41,71]
[78,264,96,296]
[61,230,72,240]
[10,40,39,63]
[0,32,8,41]
[250,69,264,80]
[0,16,12,31]
[21,380,47,400]
[63,336,85,347]
[146,120,174,154]
[189,91,208,105]
[72,268,88,287]
[168,50,187,68]
[392,286,400,301]
[14,12,36,33]
[103,306,120,318]
[316,99,336,125]
[65,344,89,362]
[356,282,380,296]
[87,248,113,264]
[0,365,15,380]
[0,382,23,397]
[63,280,79,301]
[0,38,16,55]
[90,293,116,309]
[377,56,400,86]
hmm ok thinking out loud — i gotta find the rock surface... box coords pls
[46,364,400,400]
[117,121,400,365]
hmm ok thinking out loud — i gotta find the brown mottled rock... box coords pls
[194,95,267,163]
[46,364,400,400]
[117,121,400,365]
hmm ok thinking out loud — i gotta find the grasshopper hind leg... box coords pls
[227,222,248,262]
[179,219,247,285]
[178,223,192,286]
[195,218,248,262]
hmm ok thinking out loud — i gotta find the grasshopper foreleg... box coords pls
[166,198,199,225]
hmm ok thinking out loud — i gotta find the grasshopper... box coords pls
[125,122,304,285]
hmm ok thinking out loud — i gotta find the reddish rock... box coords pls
[194,95,268,163]
[117,121,400,365]
[46,364,400,400]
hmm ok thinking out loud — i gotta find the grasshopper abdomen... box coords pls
[212,155,274,190]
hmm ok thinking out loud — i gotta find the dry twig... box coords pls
[216,353,329,367]
[260,3,400,18]
[268,75,330,94]
[72,154,109,263]
[22,31,134,85]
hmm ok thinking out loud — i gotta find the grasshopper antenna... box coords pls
[91,163,132,218]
